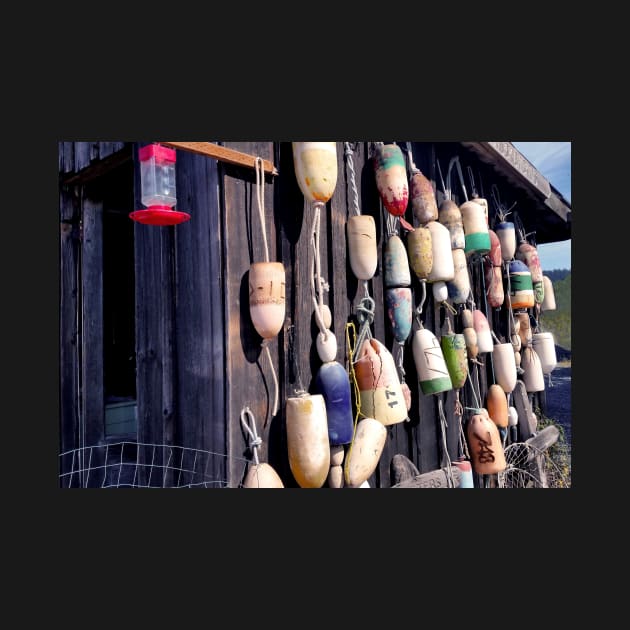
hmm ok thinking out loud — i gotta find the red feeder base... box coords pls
[130,207,191,226]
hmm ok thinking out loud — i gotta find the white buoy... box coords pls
[532,332,557,375]
[492,343,517,393]
[521,347,545,393]
[347,214,378,280]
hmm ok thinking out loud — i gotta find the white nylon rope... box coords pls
[310,201,331,338]
[240,406,262,467]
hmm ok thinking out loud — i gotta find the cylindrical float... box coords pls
[473,309,494,354]
[344,417,388,488]
[373,143,409,216]
[447,248,471,304]
[542,275,557,311]
[440,333,468,389]
[453,459,475,488]
[438,200,466,250]
[354,338,408,425]
[347,214,378,280]
[471,195,489,226]
[384,234,411,288]
[315,361,354,445]
[532,332,557,375]
[385,288,413,343]
[516,242,544,304]
[485,229,504,308]
[286,394,331,488]
[412,328,453,395]
[426,221,454,283]
[493,342,517,393]
[495,221,516,261]
[486,384,508,428]
[508,260,535,309]
[406,226,433,280]
[292,142,338,203]
[243,462,285,488]
[249,262,286,340]
[521,347,545,393]
[460,200,491,255]
[463,327,478,360]
[467,410,507,474]
[410,170,438,224]
[328,445,345,488]
[516,312,532,348]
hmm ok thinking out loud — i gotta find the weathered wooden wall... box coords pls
[60,141,557,488]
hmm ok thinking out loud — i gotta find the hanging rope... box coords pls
[414,281,427,327]
[467,165,478,198]
[437,398,455,487]
[406,141,419,175]
[255,157,270,263]
[344,142,361,217]
[353,296,375,362]
[240,406,263,466]
[450,156,468,202]
[310,201,331,338]
[437,158,448,200]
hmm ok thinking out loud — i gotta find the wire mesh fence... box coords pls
[59,442,234,488]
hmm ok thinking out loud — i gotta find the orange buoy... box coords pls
[292,142,338,204]
[286,394,331,488]
[354,338,408,425]
[467,410,507,474]
[486,384,508,428]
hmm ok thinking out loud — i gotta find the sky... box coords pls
[511,142,571,271]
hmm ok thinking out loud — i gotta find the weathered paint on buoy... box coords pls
[467,411,507,474]
[406,226,433,280]
[384,234,411,288]
[463,327,478,360]
[243,462,285,488]
[486,384,508,428]
[460,200,491,255]
[447,247,471,304]
[249,262,286,340]
[542,276,556,311]
[347,214,378,281]
[441,333,468,389]
[461,308,474,329]
[473,309,493,354]
[471,195,489,226]
[385,288,413,343]
[373,143,409,216]
[292,142,338,203]
[328,445,345,488]
[354,338,408,425]
[532,332,557,375]
[453,459,474,488]
[412,328,453,395]
[485,261,505,308]
[344,417,387,488]
[410,170,438,224]
[426,220,454,283]
[493,343,517,393]
[516,241,544,304]
[438,200,466,250]
[315,361,354,445]
[286,394,331,488]
[488,230,503,267]
[521,347,545,392]
[508,260,535,309]
[495,221,516,261]
[516,312,532,348]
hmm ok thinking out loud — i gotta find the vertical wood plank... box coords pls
[75,142,91,173]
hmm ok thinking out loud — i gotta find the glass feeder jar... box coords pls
[130,143,190,225]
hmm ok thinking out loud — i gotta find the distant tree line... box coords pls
[544,268,570,282]
[539,271,571,350]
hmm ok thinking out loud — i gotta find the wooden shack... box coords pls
[58,141,571,488]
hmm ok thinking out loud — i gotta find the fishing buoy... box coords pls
[471,194,489,227]
[316,330,337,363]
[344,417,387,488]
[433,281,449,303]
[243,463,285,488]
[315,361,354,445]
[447,248,471,304]
[426,221,455,283]
[521,347,545,392]
[453,459,474,488]
[460,199,491,256]
[485,231,504,307]
[385,288,413,343]
[384,234,411,288]
[542,276,557,311]
[488,230,503,266]
[508,260,535,309]
[473,309,494,354]
[406,226,433,280]
[517,241,544,304]
[495,220,516,261]
[412,328,453,395]
[347,214,378,280]
[292,142,338,203]
[410,169,438,224]
[493,343,517,393]
[438,200,466,250]
[328,445,345,488]
[516,312,532,348]
[532,332,557,375]
[441,333,468,389]
[354,338,408,425]
[373,143,409,216]
[462,326,478,360]
[286,394,331,488]
[486,384,508,428]
[467,410,507,474]
[249,262,286,340]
